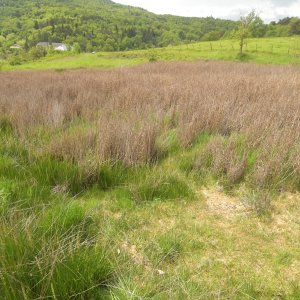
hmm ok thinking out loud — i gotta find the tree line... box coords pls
[0,0,299,56]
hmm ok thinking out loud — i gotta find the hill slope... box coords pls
[0,0,236,51]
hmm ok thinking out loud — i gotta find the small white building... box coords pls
[10,44,23,50]
[37,42,68,51]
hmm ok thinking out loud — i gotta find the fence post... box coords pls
[210,43,213,51]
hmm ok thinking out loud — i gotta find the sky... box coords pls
[114,0,300,22]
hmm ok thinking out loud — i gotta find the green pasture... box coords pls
[1,36,300,71]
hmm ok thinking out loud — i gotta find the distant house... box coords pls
[36,42,68,51]
[10,44,23,50]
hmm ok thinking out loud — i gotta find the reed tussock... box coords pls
[1,61,300,189]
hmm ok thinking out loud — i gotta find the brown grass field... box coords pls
[1,61,300,190]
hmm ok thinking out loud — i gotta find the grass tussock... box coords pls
[0,205,113,300]
[131,172,195,202]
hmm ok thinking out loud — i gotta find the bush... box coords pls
[73,42,82,54]
[8,55,22,66]
[149,55,158,62]
[236,52,251,61]
[29,46,47,60]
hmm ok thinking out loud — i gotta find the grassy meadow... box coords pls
[1,36,300,72]
[1,61,300,299]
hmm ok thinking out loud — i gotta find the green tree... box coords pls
[73,42,81,54]
[250,17,267,37]
[290,18,300,35]
[236,10,257,55]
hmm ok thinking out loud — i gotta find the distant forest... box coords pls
[0,0,300,53]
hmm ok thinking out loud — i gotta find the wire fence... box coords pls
[180,40,300,57]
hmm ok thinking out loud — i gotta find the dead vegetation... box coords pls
[1,61,300,190]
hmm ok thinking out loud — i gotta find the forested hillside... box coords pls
[0,0,300,54]
[0,0,235,53]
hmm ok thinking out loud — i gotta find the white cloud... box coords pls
[114,0,300,21]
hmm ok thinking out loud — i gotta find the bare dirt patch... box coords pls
[202,187,249,217]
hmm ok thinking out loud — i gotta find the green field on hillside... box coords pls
[1,37,300,71]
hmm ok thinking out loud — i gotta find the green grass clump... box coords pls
[0,229,112,299]
[0,185,11,215]
[1,129,300,298]
[37,201,93,238]
[132,173,195,202]
[156,129,180,156]
[31,156,85,194]
[45,248,112,299]
[96,162,130,190]
[156,231,183,263]
[0,179,18,215]
[0,117,13,135]
[0,197,113,299]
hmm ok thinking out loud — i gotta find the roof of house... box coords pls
[37,42,67,48]
[10,44,23,49]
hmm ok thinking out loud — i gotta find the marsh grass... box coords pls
[1,60,300,298]
[1,61,299,194]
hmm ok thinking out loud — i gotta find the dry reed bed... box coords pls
[1,61,300,189]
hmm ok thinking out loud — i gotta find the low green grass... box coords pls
[1,124,300,299]
[2,36,300,71]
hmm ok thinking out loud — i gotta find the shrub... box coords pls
[236,52,251,61]
[29,46,47,60]
[149,55,158,62]
[8,55,22,66]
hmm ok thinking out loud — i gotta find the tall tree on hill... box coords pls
[236,10,257,55]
